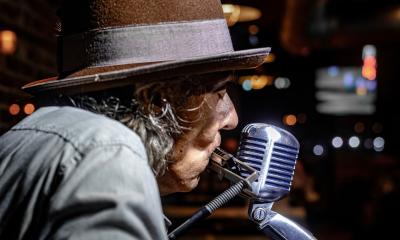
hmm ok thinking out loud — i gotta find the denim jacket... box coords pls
[0,106,167,240]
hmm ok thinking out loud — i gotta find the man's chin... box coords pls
[157,171,202,195]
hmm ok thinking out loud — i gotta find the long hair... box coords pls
[62,77,205,176]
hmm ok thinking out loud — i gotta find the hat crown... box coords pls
[59,0,225,34]
[23,0,269,95]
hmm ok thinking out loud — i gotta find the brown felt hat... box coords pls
[23,0,270,95]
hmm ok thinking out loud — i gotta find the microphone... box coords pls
[169,123,316,240]
[236,123,299,203]
[235,123,316,240]
[209,123,315,239]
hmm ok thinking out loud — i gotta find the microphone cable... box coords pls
[168,180,246,240]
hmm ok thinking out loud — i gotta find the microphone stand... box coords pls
[168,149,259,239]
[248,202,317,240]
[210,148,317,240]
[168,180,246,240]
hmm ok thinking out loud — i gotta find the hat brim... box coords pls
[23,47,270,95]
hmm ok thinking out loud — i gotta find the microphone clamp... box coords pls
[248,201,317,240]
[208,147,262,200]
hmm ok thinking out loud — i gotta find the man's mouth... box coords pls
[207,134,221,157]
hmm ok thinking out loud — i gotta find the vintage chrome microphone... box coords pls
[208,123,316,239]
[237,123,299,202]
[236,123,316,240]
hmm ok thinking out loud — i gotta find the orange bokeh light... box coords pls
[284,114,297,126]
[356,87,367,96]
[223,138,238,153]
[364,56,376,67]
[248,25,259,35]
[251,75,273,89]
[264,53,276,63]
[9,104,20,115]
[354,122,365,133]
[362,66,376,80]
[0,30,17,55]
[24,103,35,115]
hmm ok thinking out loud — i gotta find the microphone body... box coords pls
[237,123,299,203]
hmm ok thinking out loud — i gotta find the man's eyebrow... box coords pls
[201,72,237,92]
[210,77,233,91]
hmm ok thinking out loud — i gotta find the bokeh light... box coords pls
[373,137,385,152]
[332,136,344,148]
[239,75,273,91]
[252,75,272,89]
[328,66,339,77]
[249,35,259,46]
[264,53,276,63]
[24,103,35,115]
[222,4,262,26]
[9,103,20,115]
[0,30,17,55]
[349,136,361,148]
[248,25,259,35]
[313,145,324,156]
[274,77,291,89]
[223,138,239,153]
[242,79,252,91]
[283,114,297,126]
[354,122,365,133]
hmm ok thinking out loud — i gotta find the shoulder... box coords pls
[11,106,147,160]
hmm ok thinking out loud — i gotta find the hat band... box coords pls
[59,19,234,73]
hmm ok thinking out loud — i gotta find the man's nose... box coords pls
[221,94,238,130]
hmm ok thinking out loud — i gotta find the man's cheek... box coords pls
[172,150,209,177]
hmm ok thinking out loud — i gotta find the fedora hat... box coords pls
[23,0,270,95]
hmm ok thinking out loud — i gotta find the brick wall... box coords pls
[0,0,60,133]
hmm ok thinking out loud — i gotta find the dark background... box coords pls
[1,0,399,239]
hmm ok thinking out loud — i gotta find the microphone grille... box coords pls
[237,123,299,202]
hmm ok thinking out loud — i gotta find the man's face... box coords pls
[157,73,238,195]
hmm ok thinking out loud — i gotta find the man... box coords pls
[0,0,270,239]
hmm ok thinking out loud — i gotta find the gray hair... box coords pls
[65,79,204,176]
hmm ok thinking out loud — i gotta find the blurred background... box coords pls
[1,0,399,239]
